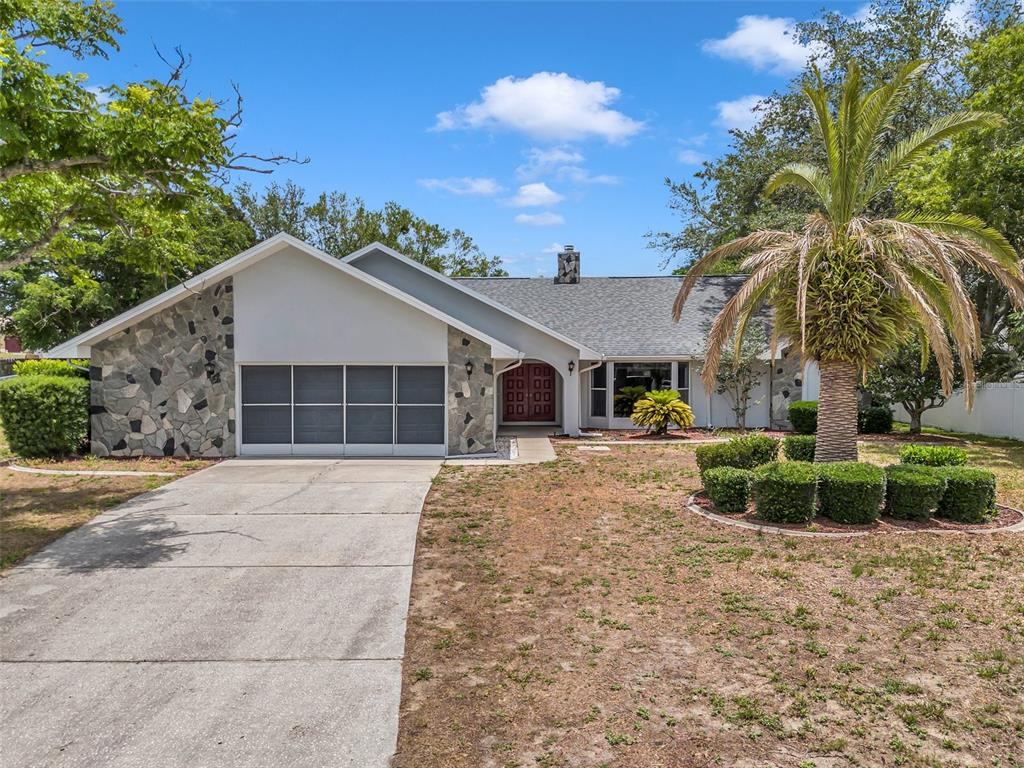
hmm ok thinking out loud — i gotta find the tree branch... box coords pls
[0,156,110,183]
[0,207,79,272]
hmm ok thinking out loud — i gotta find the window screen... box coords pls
[346,405,393,444]
[293,406,343,444]
[346,366,393,404]
[241,366,290,404]
[242,405,291,444]
[397,405,444,444]
[294,366,343,404]
[397,366,444,404]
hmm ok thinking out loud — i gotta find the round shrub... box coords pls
[695,442,744,474]
[858,405,893,434]
[753,461,818,524]
[733,433,780,466]
[933,466,997,523]
[0,375,89,457]
[783,434,816,462]
[702,467,753,514]
[788,400,818,434]
[12,359,88,378]
[884,464,946,521]
[899,444,968,467]
[817,461,886,524]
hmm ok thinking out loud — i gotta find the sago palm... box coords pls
[673,60,1024,462]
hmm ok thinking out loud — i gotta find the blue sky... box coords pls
[67,0,871,275]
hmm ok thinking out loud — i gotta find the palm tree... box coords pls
[673,61,1024,462]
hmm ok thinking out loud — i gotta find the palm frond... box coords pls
[763,163,832,209]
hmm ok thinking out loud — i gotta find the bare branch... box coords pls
[0,207,79,272]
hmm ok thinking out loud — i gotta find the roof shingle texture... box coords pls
[452,275,747,357]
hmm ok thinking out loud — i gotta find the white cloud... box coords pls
[515,212,565,227]
[677,149,706,165]
[508,182,564,207]
[417,177,504,196]
[943,0,977,33]
[541,242,564,254]
[515,146,619,185]
[715,94,766,131]
[434,72,644,144]
[703,15,826,74]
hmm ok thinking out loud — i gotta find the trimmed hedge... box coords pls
[0,375,90,457]
[703,466,753,514]
[899,444,968,467]
[12,359,88,378]
[695,434,779,475]
[858,405,893,434]
[932,466,997,523]
[788,400,817,434]
[885,464,946,521]
[817,461,886,524]
[753,461,818,524]
[783,434,816,462]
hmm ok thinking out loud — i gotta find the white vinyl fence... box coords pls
[893,382,1024,441]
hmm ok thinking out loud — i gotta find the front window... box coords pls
[590,363,607,417]
[613,362,672,417]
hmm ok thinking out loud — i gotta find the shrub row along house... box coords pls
[47,235,819,458]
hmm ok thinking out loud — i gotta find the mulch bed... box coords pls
[559,428,790,442]
[691,491,1023,533]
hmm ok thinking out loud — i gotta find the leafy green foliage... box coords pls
[613,385,648,418]
[711,323,769,428]
[931,466,997,523]
[702,467,753,514]
[630,389,694,435]
[695,435,779,475]
[234,181,505,277]
[858,405,893,434]
[884,464,947,521]
[0,374,88,456]
[11,358,87,377]
[867,342,963,433]
[783,435,816,462]
[753,461,818,524]
[817,461,886,524]
[788,401,818,435]
[899,444,969,467]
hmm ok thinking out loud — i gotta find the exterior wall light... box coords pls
[568,360,575,375]
[465,360,474,376]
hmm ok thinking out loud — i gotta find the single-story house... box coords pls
[47,234,818,458]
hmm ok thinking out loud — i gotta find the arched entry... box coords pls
[501,361,560,424]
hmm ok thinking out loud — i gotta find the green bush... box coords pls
[899,444,968,467]
[695,435,779,475]
[753,461,818,524]
[884,464,947,521]
[631,389,695,434]
[858,405,893,434]
[788,400,818,434]
[12,359,88,378]
[932,466,997,523]
[817,461,886,524]
[783,434,816,462]
[613,385,647,417]
[0,375,90,457]
[702,466,753,514]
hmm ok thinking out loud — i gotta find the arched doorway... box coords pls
[501,361,560,424]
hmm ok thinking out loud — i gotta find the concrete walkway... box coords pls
[446,426,557,466]
[0,457,440,768]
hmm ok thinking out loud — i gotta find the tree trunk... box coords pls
[815,361,860,462]
[908,411,922,434]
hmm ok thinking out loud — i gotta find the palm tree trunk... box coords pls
[815,361,859,462]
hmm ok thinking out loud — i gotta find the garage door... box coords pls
[239,365,446,456]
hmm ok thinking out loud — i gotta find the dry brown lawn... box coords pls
[395,442,1024,768]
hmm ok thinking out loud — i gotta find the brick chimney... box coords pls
[554,245,580,284]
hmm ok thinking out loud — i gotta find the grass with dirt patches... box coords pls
[394,443,1024,768]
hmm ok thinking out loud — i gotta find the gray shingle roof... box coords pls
[452,275,749,357]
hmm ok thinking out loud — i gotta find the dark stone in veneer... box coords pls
[90,366,102,381]
[461,337,470,346]
[200,335,208,343]
[158,400,167,408]
[112,438,127,451]
[782,389,791,398]
[126,373,135,384]
[225,334,234,350]
[228,419,236,434]
[212,436,223,448]
[208,372,221,384]
[163,438,175,456]
[224,283,233,293]
[464,412,474,424]
[212,306,220,317]
[221,316,233,325]
[484,363,493,375]
[205,350,216,362]
[150,368,162,385]
[467,437,476,447]
[188,320,196,335]
[130,419,142,433]
[89,405,106,414]
[193,398,208,411]
[180,442,191,456]
[454,391,463,399]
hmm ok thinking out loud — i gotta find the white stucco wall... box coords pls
[233,244,448,363]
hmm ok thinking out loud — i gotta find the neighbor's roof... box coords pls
[453,275,750,358]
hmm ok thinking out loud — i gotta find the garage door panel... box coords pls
[293,366,344,404]
[346,405,393,444]
[397,367,443,404]
[293,406,343,444]
[242,405,291,444]
[346,366,393,404]
[397,405,444,444]
[240,366,291,405]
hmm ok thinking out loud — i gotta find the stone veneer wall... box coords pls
[447,326,495,455]
[90,278,235,458]
[770,346,803,430]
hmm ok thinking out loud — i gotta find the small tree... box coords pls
[712,324,768,429]
[867,342,964,434]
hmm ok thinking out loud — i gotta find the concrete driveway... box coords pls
[0,457,440,768]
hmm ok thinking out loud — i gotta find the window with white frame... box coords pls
[589,363,607,417]
[677,362,690,404]
[612,362,672,417]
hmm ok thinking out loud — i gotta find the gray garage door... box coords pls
[239,365,445,456]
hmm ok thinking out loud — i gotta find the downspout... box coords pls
[577,359,604,433]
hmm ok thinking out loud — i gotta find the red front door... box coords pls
[503,363,557,422]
